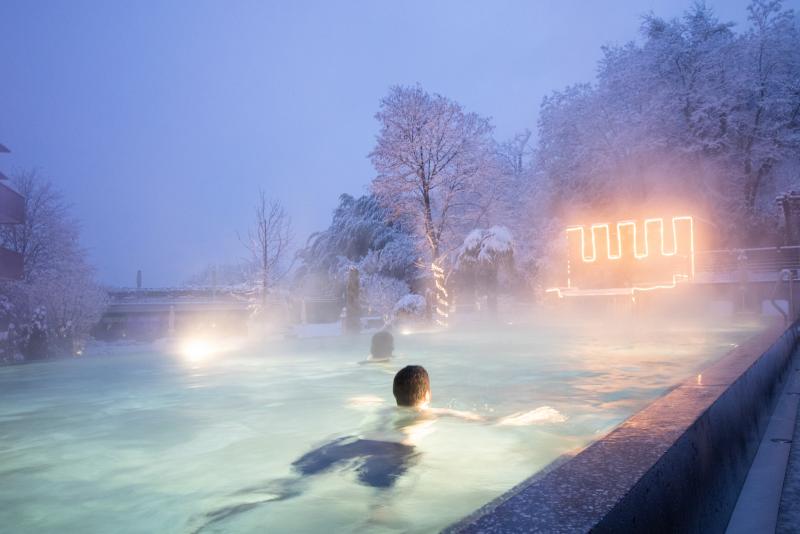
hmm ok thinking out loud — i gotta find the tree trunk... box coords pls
[486,267,499,316]
[344,267,361,334]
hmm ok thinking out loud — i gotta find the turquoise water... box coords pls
[0,318,762,533]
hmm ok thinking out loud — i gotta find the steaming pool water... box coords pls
[0,317,764,533]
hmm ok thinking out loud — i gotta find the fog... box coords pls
[0,0,757,286]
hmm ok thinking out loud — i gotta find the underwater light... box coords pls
[180,337,214,362]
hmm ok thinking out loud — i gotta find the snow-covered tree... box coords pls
[488,130,535,264]
[296,193,418,296]
[361,274,410,318]
[456,226,515,313]
[370,85,495,323]
[495,130,533,179]
[371,85,496,262]
[458,226,514,265]
[735,1,800,214]
[392,293,427,323]
[0,170,106,358]
[0,169,78,282]
[242,191,292,304]
[529,0,800,266]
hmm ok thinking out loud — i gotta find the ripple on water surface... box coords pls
[0,318,764,533]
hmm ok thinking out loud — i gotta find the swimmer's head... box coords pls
[393,365,430,408]
[370,331,394,360]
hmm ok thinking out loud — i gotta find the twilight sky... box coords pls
[0,0,775,287]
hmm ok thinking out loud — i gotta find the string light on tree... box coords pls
[431,262,449,327]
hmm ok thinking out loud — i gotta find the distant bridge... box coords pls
[95,287,342,340]
[98,246,800,340]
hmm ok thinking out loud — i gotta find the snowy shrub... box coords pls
[0,170,108,358]
[295,193,419,303]
[458,226,514,267]
[456,226,516,313]
[298,194,417,278]
[392,294,427,319]
[361,274,410,317]
[24,306,48,359]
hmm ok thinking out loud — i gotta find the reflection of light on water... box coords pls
[497,406,567,426]
[400,328,412,336]
[348,395,385,408]
[173,336,246,366]
[181,338,215,362]
[402,418,437,445]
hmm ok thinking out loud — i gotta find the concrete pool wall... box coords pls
[448,320,799,533]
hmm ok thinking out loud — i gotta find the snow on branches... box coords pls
[370,85,495,264]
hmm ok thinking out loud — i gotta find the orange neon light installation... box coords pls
[546,216,695,297]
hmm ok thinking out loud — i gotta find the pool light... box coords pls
[180,337,215,362]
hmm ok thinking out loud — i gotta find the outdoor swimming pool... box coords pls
[0,316,764,533]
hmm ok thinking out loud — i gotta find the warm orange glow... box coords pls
[432,262,449,326]
[547,216,695,297]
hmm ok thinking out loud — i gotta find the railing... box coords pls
[695,246,800,275]
[694,246,800,323]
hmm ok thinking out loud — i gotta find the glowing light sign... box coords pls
[547,216,695,297]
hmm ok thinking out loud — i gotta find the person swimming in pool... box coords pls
[192,365,441,532]
[287,364,501,491]
[292,364,566,488]
[193,366,564,532]
[291,365,473,488]
[364,330,394,362]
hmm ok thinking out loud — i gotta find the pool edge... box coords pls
[446,320,798,534]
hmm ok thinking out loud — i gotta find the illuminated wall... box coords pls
[549,216,695,296]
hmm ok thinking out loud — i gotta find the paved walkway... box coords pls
[726,355,800,533]
[777,368,800,533]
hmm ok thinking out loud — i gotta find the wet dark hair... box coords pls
[393,365,430,407]
[370,331,394,359]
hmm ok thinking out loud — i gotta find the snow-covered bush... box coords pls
[295,193,419,302]
[361,274,410,317]
[392,294,427,321]
[0,170,107,359]
[0,295,16,362]
[458,226,514,267]
[456,226,515,313]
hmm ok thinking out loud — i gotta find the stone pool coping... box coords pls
[447,320,799,533]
